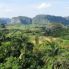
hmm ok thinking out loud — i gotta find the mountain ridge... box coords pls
[0,15,69,25]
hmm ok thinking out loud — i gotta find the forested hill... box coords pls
[0,15,69,25]
[33,15,69,25]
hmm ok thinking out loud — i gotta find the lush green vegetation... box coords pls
[0,24,69,69]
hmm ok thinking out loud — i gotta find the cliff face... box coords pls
[0,15,69,25]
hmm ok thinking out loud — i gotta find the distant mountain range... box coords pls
[0,15,69,25]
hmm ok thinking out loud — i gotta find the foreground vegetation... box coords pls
[0,24,69,69]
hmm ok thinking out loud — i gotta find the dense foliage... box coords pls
[0,24,69,69]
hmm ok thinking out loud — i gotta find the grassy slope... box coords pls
[6,24,69,48]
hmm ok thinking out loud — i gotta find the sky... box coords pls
[0,0,69,18]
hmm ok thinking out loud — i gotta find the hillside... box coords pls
[10,16,32,24]
[0,15,69,26]
[32,15,69,25]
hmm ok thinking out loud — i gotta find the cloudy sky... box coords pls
[0,0,69,18]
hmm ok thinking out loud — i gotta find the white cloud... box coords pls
[4,9,13,13]
[64,6,69,9]
[37,3,51,9]
[0,3,13,13]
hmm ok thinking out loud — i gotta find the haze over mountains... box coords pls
[0,15,69,25]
